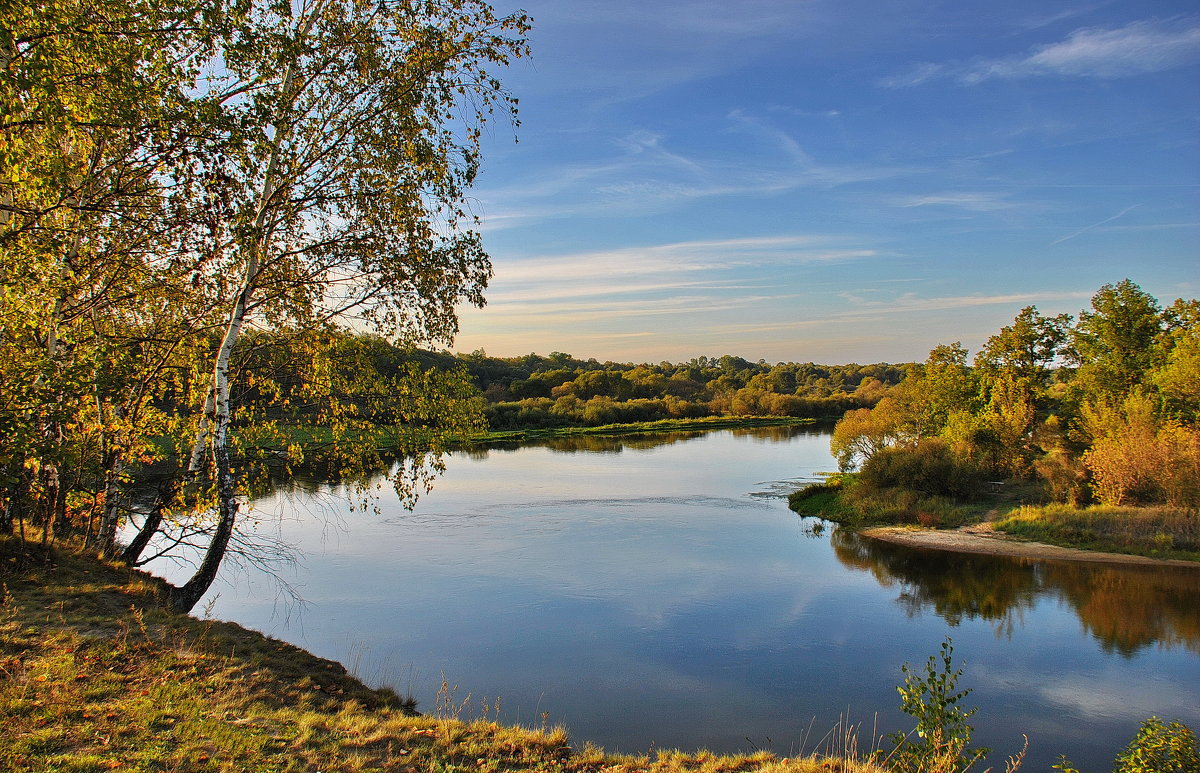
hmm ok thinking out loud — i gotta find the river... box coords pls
[144,426,1200,771]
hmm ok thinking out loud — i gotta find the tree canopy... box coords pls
[830,280,1200,509]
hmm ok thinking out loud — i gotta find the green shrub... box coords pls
[859,439,981,500]
[1114,717,1200,773]
[885,638,989,773]
[787,480,856,521]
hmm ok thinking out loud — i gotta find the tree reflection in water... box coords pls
[831,526,1200,656]
[459,425,826,459]
[459,431,708,457]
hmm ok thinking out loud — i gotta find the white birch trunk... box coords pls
[168,42,305,611]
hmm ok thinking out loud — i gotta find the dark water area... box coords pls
[144,427,1200,771]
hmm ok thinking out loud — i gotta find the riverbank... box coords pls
[789,481,1200,564]
[860,523,1200,569]
[1,535,880,773]
[465,415,818,445]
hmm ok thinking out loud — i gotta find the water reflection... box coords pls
[139,427,1199,773]
[729,425,829,442]
[462,430,708,456]
[832,528,1200,656]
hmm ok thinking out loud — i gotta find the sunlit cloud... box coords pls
[476,237,878,313]
[496,279,765,305]
[496,236,875,282]
[451,231,889,359]
[834,290,1092,315]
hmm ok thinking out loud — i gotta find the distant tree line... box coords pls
[830,279,1199,510]
[191,337,909,430]
[456,352,905,429]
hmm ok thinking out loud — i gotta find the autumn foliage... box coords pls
[830,280,1200,510]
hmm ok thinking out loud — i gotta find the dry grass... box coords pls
[789,476,1043,531]
[994,504,1200,561]
[0,535,887,773]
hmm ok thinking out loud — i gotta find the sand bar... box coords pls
[859,522,1200,569]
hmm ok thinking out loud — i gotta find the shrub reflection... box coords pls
[831,527,1200,656]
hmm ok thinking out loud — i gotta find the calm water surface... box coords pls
[153,428,1200,771]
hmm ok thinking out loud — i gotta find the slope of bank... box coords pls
[0,536,880,773]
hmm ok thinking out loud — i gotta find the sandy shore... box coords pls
[859,522,1200,569]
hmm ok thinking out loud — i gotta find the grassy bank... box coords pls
[466,416,817,444]
[1,535,882,773]
[788,479,1200,563]
[786,476,1040,530]
[993,504,1200,562]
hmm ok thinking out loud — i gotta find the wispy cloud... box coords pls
[494,235,877,289]
[1050,203,1142,244]
[1016,5,1107,32]
[891,192,1019,212]
[477,117,915,231]
[879,62,946,89]
[833,290,1092,316]
[725,110,918,187]
[971,18,1200,80]
[453,234,879,352]
[882,18,1200,87]
[519,0,817,107]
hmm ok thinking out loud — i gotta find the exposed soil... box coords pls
[859,522,1200,569]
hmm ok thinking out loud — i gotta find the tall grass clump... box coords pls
[995,504,1200,560]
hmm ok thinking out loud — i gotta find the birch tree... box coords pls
[166,0,529,612]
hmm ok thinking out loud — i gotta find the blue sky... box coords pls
[452,0,1200,365]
